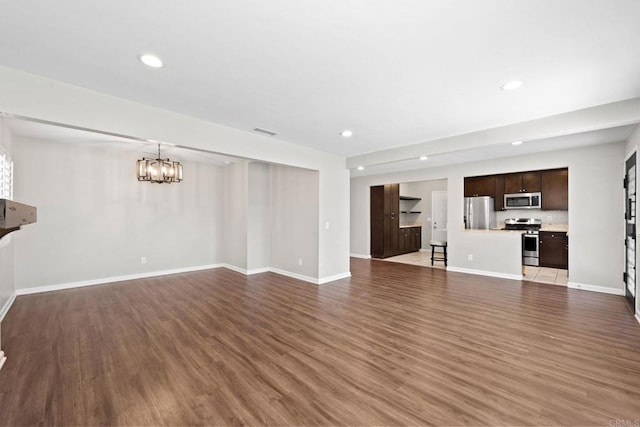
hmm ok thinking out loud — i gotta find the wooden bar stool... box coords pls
[430,240,448,266]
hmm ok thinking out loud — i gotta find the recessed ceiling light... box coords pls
[138,53,163,68]
[340,130,353,138]
[511,140,523,146]
[357,166,364,171]
[501,80,523,91]
[419,156,428,161]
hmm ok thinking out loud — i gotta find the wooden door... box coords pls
[521,172,541,192]
[370,186,385,258]
[541,169,568,210]
[384,184,400,257]
[504,173,522,194]
[539,232,568,269]
[495,175,505,211]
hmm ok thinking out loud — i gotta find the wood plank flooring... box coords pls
[1,258,640,426]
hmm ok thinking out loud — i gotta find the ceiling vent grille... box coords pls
[253,127,277,137]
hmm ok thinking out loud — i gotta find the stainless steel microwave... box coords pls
[504,192,542,209]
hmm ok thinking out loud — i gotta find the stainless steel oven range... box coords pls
[503,218,542,266]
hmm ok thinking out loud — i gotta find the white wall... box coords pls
[0,122,15,321]
[247,162,271,271]
[13,137,223,289]
[223,161,249,270]
[270,164,319,278]
[0,66,350,281]
[351,142,625,290]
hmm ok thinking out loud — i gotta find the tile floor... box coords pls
[381,250,446,270]
[523,265,569,286]
[379,251,569,285]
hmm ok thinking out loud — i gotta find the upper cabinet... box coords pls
[541,168,568,210]
[464,175,496,198]
[504,171,541,194]
[465,167,568,211]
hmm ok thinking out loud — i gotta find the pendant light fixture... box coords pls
[136,144,183,184]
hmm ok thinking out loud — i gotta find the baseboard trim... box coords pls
[0,350,6,372]
[567,282,625,296]
[349,253,371,259]
[318,272,352,284]
[222,264,350,285]
[15,264,223,296]
[635,313,640,325]
[0,291,17,322]
[14,263,352,297]
[268,268,321,285]
[220,264,249,275]
[446,266,523,281]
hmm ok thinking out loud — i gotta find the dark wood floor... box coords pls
[1,258,640,426]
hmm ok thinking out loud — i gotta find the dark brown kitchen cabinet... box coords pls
[504,171,541,194]
[494,175,505,211]
[464,175,496,198]
[370,184,399,258]
[539,231,568,269]
[399,226,422,254]
[541,168,568,210]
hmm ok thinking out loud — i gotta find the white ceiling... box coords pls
[0,1,639,160]
[6,118,241,166]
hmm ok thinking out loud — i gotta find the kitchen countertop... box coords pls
[540,224,569,233]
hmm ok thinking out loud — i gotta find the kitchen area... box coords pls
[464,168,569,285]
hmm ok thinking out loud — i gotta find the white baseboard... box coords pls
[224,264,350,285]
[446,266,523,281]
[220,264,249,275]
[318,272,352,284]
[350,253,371,259]
[12,262,351,298]
[635,313,640,325]
[246,267,271,275]
[0,291,17,322]
[0,350,6,372]
[567,282,625,296]
[16,264,223,296]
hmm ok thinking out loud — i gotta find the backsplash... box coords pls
[496,209,568,226]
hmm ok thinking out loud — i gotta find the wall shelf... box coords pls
[401,211,422,214]
[399,195,421,201]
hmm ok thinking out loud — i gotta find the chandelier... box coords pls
[136,144,183,184]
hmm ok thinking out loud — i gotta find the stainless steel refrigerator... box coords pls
[464,196,496,229]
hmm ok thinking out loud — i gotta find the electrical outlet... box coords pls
[467,254,473,261]
[141,257,147,264]
[325,221,330,230]
[298,258,303,266]
[547,215,552,221]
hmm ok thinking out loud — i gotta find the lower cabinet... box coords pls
[539,231,568,269]
[399,226,422,255]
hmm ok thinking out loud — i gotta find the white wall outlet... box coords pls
[298,258,303,266]
[467,254,473,261]
[140,256,147,264]
[325,221,330,230]
[547,215,552,221]
[427,217,432,222]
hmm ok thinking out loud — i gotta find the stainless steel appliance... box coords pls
[504,192,542,209]
[464,196,496,229]
[504,218,542,266]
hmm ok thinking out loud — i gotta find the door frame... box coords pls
[624,148,637,315]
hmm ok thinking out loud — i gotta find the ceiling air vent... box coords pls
[253,127,277,137]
